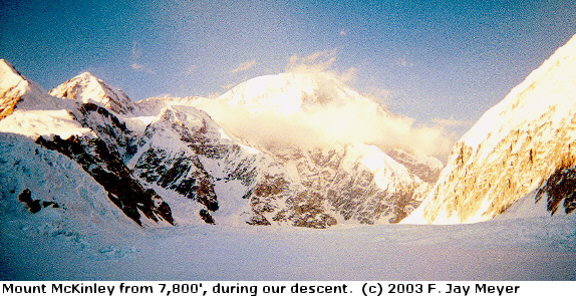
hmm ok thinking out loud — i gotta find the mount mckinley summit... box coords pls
[1,35,576,231]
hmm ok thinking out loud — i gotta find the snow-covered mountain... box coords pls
[404,34,576,224]
[49,72,136,115]
[0,60,442,229]
[130,72,444,227]
[189,72,446,226]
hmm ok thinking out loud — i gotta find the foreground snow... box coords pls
[1,215,574,280]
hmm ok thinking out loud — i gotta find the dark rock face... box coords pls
[536,165,576,215]
[0,61,25,120]
[246,213,271,226]
[246,147,423,227]
[134,148,219,212]
[131,108,226,213]
[18,189,59,214]
[71,103,138,160]
[35,135,174,226]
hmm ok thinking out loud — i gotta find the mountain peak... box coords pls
[49,72,136,115]
[0,59,28,91]
[218,72,377,113]
[77,71,98,79]
[1,60,67,120]
[0,60,28,119]
[461,34,576,151]
[0,59,20,73]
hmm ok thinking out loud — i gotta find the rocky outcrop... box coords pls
[130,107,226,222]
[71,102,138,160]
[0,87,22,120]
[18,189,60,214]
[36,135,174,226]
[245,146,426,227]
[0,60,27,120]
[536,164,576,215]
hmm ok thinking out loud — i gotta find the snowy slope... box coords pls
[0,59,76,122]
[0,60,88,139]
[0,133,141,234]
[2,134,575,280]
[2,212,575,280]
[127,104,259,225]
[405,34,576,224]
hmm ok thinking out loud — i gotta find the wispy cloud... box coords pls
[363,86,392,103]
[185,65,197,76]
[339,67,357,83]
[131,63,156,75]
[432,117,471,128]
[131,41,142,59]
[193,49,456,160]
[396,57,412,67]
[229,60,256,73]
[285,49,357,82]
[286,49,337,73]
[201,79,455,160]
[130,40,156,75]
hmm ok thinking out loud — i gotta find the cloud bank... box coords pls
[196,69,455,161]
[131,63,156,74]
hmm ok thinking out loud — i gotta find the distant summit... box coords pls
[0,59,64,119]
[216,72,385,112]
[50,72,135,114]
[0,59,28,119]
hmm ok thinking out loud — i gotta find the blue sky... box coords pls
[1,0,576,135]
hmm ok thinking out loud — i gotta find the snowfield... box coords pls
[1,214,575,280]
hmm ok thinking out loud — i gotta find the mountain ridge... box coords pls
[404,34,576,224]
[1,65,440,229]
